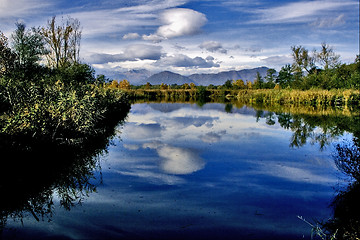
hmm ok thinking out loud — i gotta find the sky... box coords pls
[0,0,359,77]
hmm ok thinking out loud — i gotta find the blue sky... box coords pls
[0,0,358,76]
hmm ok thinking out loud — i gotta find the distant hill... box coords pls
[142,67,271,86]
[117,69,152,83]
[188,67,269,85]
[145,71,195,85]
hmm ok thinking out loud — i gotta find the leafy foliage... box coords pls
[0,18,130,141]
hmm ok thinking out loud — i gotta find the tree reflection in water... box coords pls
[0,108,129,231]
[324,140,360,239]
[251,104,360,239]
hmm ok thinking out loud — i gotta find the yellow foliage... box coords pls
[119,79,131,89]
[109,80,119,89]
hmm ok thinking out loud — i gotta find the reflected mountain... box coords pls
[0,107,130,231]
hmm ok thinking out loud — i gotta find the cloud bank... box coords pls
[89,44,162,64]
[156,54,220,68]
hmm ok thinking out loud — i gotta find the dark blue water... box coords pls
[3,103,351,239]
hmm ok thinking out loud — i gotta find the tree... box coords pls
[145,82,152,90]
[246,80,252,89]
[11,23,47,67]
[276,64,294,88]
[160,83,168,90]
[222,80,233,89]
[183,83,190,89]
[0,31,16,76]
[314,42,340,70]
[253,72,264,89]
[109,80,119,89]
[291,45,313,74]
[190,82,196,89]
[265,68,276,89]
[41,16,82,68]
[233,79,246,89]
[119,79,130,89]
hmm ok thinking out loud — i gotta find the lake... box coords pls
[2,102,358,240]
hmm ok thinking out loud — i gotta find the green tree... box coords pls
[222,80,233,89]
[265,68,276,89]
[314,42,340,70]
[291,45,313,75]
[0,31,16,76]
[276,64,294,88]
[253,72,264,89]
[11,23,47,67]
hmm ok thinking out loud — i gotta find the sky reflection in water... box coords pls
[6,103,349,239]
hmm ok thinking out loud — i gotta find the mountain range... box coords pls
[114,67,271,86]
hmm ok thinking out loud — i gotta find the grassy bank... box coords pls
[236,89,360,107]
[125,88,360,108]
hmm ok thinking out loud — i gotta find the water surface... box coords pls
[3,103,353,239]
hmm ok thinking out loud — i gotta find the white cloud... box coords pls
[143,8,207,41]
[125,123,162,140]
[157,8,207,38]
[253,0,357,24]
[258,163,338,185]
[310,14,346,28]
[199,41,228,54]
[88,44,163,64]
[142,34,165,43]
[0,0,51,18]
[158,145,205,175]
[122,33,140,40]
[114,169,185,185]
[142,141,205,175]
[123,144,140,150]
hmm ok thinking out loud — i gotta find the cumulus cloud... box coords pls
[89,44,162,64]
[143,8,207,41]
[142,141,205,175]
[199,41,228,54]
[122,33,140,40]
[156,54,220,68]
[158,146,205,175]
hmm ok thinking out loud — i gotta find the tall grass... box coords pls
[236,89,360,107]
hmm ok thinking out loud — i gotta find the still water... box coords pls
[2,103,355,239]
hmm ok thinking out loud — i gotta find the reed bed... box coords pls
[236,89,360,107]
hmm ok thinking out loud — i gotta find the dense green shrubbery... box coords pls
[0,19,130,142]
